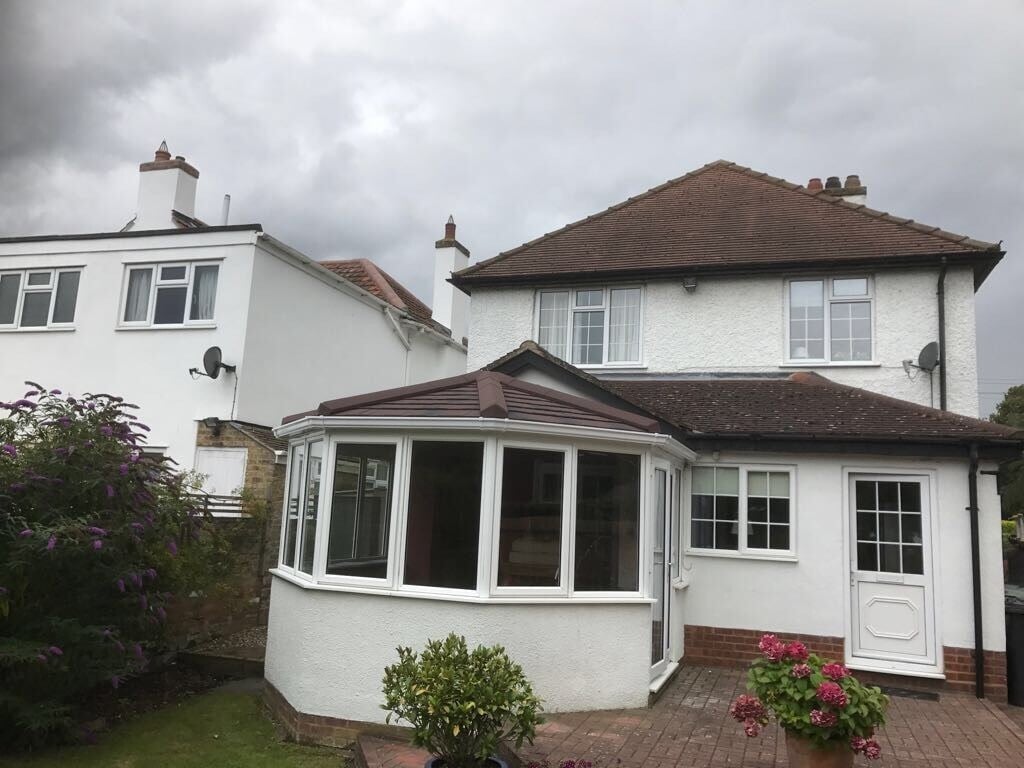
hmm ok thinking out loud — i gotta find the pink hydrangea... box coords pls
[851,737,867,751]
[743,718,760,737]
[790,663,812,678]
[864,740,881,760]
[785,641,809,662]
[821,663,850,680]
[757,633,786,662]
[729,694,767,723]
[816,681,848,708]
[810,709,838,728]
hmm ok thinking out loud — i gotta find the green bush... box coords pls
[0,384,205,748]
[382,633,542,768]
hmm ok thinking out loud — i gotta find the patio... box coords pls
[358,665,1024,768]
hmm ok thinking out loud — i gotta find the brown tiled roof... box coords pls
[453,161,1002,288]
[319,258,448,334]
[283,370,660,434]
[228,422,288,453]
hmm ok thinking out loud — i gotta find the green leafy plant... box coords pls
[382,633,542,767]
[730,634,889,760]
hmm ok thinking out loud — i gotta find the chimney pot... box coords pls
[444,215,456,240]
[825,176,842,190]
[844,174,861,189]
[154,141,171,162]
[174,155,186,162]
[807,177,823,191]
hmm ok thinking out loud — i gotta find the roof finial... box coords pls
[154,140,171,161]
[445,215,456,240]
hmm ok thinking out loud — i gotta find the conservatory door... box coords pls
[651,465,673,674]
[849,475,936,669]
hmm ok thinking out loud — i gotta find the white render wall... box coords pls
[465,268,980,416]
[678,450,1005,657]
[265,578,652,723]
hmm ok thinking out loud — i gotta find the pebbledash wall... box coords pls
[675,450,1006,697]
[465,266,980,416]
[263,579,652,723]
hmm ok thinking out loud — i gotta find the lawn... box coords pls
[0,688,347,768]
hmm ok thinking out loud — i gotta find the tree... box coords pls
[991,384,1024,520]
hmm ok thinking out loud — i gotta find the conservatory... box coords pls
[264,369,693,724]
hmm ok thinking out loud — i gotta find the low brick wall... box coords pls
[682,624,1007,701]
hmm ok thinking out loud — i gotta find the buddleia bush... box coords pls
[0,383,204,748]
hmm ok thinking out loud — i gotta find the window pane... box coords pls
[537,291,569,358]
[716,467,739,495]
[857,512,877,541]
[902,545,923,575]
[858,542,878,571]
[326,443,396,578]
[900,482,922,512]
[879,543,901,573]
[691,520,714,548]
[692,467,715,495]
[26,272,50,286]
[716,496,739,520]
[571,310,605,365]
[0,274,20,324]
[189,265,219,320]
[297,441,323,574]
[716,522,739,550]
[748,523,768,549]
[769,498,790,524]
[52,272,80,323]
[692,495,715,519]
[878,482,900,511]
[901,514,922,544]
[879,513,900,542]
[748,497,768,522]
[769,526,790,550]
[607,288,641,363]
[575,451,640,591]
[124,268,152,322]
[831,300,872,362]
[160,265,187,281]
[855,481,876,511]
[282,444,305,568]
[153,286,187,324]
[789,280,824,359]
[20,292,51,327]
[769,473,790,496]
[748,471,768,496]
[833,277,868,297]
[575,289,603,307]
[404,441,484,590]
[497,448,564,587]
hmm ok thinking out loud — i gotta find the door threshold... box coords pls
[847,660,945,680]
[648,662,679,705]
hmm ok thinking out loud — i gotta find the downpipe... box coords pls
[937,259,948,411]
[968,443,985,697]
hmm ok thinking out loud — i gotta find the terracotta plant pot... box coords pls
[424,757,509,768]
[785,731,853,768]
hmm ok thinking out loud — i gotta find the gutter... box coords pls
[968,442,985,698]
[938,258,948,410]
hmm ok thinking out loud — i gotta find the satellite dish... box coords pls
[201,346,236,379]
[917,341,940,373]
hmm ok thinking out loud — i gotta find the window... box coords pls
[278,440,323,575]
[121,262,219,326]
[326,443,396,579]
[787,277,872,363]
[0,268,81,329]
[690,466,795,556]
[854,479,923,575]
[281,443,306,568]
[536,286,642,366]
[403,441,484,590]
[297,441,323,574]
[496,447,565,587]
[574,451,640,591]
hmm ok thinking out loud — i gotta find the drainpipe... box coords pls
[937,259,948,411]
[968,442,985,698]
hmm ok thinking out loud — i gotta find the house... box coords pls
[0,142,468,631]
[263,161,1022,737]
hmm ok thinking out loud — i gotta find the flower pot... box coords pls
[424,757,509,768]
[785,731,853,768]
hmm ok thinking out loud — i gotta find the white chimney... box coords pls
[133,141,200,229]
[432,215,470,343]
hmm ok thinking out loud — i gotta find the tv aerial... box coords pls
[902,341,940,377]
[189,346,237,380]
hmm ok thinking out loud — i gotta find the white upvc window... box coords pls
[535,286,643,366]
[687,465,796,559]
[119,261,220,327]
[786,276,873,363]
[278,437,325,578]
[0,268,82,329]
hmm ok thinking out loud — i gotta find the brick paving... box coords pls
[356,665,1024,768]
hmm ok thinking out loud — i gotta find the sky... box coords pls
[1,1,1022,416]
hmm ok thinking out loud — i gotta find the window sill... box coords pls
[685,549,798,563]
[270,568,656,605]
[116,323,217,331]
[0,326,76,333]
[779,361,881,369]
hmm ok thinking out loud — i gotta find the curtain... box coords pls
[189,265,219,320]
[537,291,569,358]
[608,288,640,362]
[124,268,152,322]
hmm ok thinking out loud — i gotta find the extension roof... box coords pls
[452,161,1003,289]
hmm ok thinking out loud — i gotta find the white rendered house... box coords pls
[264,162,1021,734]
[0,144,467,492]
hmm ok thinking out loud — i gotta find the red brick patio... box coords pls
[358,665,1024,768]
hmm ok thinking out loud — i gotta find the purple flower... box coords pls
[129,572,141,587]
[23,390,38,398]
[1,443,16,457]
[132,643,144,659]
[92,539,103,550]
[115,578,125,593]
[119,463,129,476]
[114,640,124,653]
[47,646,63,656]
[156,605,166,621]
[110,675,121,689]
[57,417,72,428]
[9,482,25,492]
[18,528,32,537]
[85,526,107,536]
[166,539,178,556]
[36,654,48,663]
[99,425,113,437]
[49,389,61,395]
[106,484,115,498]
[139,594,148,610]
[131,522,144,531]
[14,399,36,409]
[46,535,56,551]
[143,568,157,581]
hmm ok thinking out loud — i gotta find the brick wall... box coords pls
[682,624,1007,702]
[264,681,408,748]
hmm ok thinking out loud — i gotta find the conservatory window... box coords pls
[574,450,640,591]
[403,441,484,590]
[496,447,565,587]
[297,441,323,575]
[536,286,642,366]
[280,443,306,569]
[325,443,396,578]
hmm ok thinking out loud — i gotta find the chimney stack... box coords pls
[133,141,200,230]
[812,173,867,206]
[433,215,470,345]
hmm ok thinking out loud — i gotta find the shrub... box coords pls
[382,633,542,768]
[0,384,204,748]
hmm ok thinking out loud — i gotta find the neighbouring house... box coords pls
[263,160,1024,739]
[0,142,468,633]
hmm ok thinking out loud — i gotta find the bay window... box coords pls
[536,286,642,366]
[787,276,872,363]
[574,451,640,591]
[121,261,219,326]
[0,268,82,329]
[280,439,323,576]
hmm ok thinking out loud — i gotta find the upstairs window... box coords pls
[787,277,872,363]
[0,269,81,329]
[536,287,642,366]
[121,262,219,327]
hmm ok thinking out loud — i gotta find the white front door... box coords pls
[849,475,936,669]
[651,464,674,674]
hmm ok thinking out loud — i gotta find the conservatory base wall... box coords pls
[264,576,653,724]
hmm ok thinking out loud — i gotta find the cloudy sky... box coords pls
[2,1,1022,415]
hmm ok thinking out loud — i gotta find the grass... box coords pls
[0,688,347,768]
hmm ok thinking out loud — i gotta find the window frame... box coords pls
[783,275,875,365]
[533,285,645,368]
[685,464,797,560]
[0,267,83,331]
[117,260,221,329]
[278,435,321,581]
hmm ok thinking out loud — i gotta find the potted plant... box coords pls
[382,633,543,768]
[729,634,889,767]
